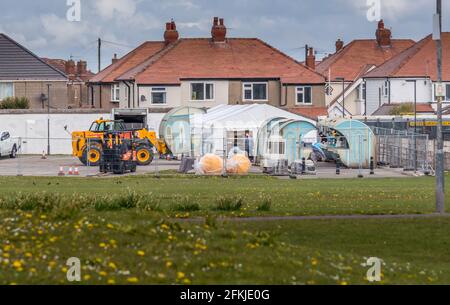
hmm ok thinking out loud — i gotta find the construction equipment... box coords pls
[99,131,137,175]
[71,109,168,166]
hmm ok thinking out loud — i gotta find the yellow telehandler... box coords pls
[71,109,168,166]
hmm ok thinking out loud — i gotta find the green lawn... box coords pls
[0,175,446,216]
[0,175,449,285]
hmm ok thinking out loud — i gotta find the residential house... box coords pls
[90,18,326,117]
[88,42,167,110]
[315,20,415,117]
[42,58,95,108]
[0,33,69,109]
[364,33,450,115]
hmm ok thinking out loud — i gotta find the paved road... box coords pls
[0,155,422,179]
[0,155,181,177]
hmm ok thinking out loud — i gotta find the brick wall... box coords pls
[90,84,115,110]
[14,81,68,109]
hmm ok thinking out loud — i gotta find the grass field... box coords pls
[0,175,449,285]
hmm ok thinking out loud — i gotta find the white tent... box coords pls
[189,104,316,158]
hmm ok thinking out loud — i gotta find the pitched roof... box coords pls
[116,38,325,85]
[0,34,67,81]
[89,41,166,83]
[288,107,328,120]
[364,33,450,81]
[316,39,415,81]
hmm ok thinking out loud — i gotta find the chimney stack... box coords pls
[335,39,344,52]
[376,19,392,47]
[305,47,316,70]
[164,20,179,45]
[112,53,119,64]
[76,60,87,75]
[211,17,227,42]
[65,59,76,75]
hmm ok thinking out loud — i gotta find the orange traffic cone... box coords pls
[68,167,73,176]
[58,167,65,176]
[74,167,80,176]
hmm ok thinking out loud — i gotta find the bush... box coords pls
[0,97,30,109]
[257,194,272,212]
[172,196,200,212]
[214,196,244,211]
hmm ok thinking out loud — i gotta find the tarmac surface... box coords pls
[0,155,423,179]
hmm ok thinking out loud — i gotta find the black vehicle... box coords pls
[99,131,138,175]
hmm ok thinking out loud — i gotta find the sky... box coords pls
[0,0,448,72]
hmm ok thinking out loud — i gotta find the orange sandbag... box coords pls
[227,154,251,174]
[198,154,223,175]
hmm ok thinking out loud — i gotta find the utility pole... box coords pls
[98,38,102,73]
[434,0,445,213]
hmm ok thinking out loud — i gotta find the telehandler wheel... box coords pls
[81,146,102,167]
[136,146,153,166]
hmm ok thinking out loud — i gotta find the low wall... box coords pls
[0,111,165,155]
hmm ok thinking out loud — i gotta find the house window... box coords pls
[296,86,312,105]
[191,83,214,101]
[358,83,366,100]
[0,82,14,100]
[151,88,167,104]
[111,84,120,102]
[383,80,389,97]
[243,83,268,101]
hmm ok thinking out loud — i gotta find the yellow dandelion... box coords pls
[127,277,139,283]
[83,274,91,281]
[25,213,32,218]
[108,262,117,270]
[311,258,318,266]
[160,224,169,230]
[107,224,114,229]
[99,271,107,277]
[166,261,173,268]
[62,267,68,273]
[3,245,11,252]
[107,279,116,285]
[99,242,107,248]
[137,250,145,257]
[183,278,191,285]
[12,260,22,269]
[25,252,33,258]
[158,273,166,279]
[177,272,185,279]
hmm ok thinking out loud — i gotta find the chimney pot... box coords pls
[335,39,344,52]
[376,19,392,47]
[211,17,227,43]
[164,20,179,44]
[77,60,87,75]
[306,47,316,70]
[65,59,76,75]
[112,53,119,64]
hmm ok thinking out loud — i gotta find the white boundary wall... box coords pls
[0,113,165,155]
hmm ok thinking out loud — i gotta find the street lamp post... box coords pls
[434,0,445,213]
[47,84,51,156]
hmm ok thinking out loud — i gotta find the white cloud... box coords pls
[40,14,97,46]
[94,0,138,20]
[345,0,430,21]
